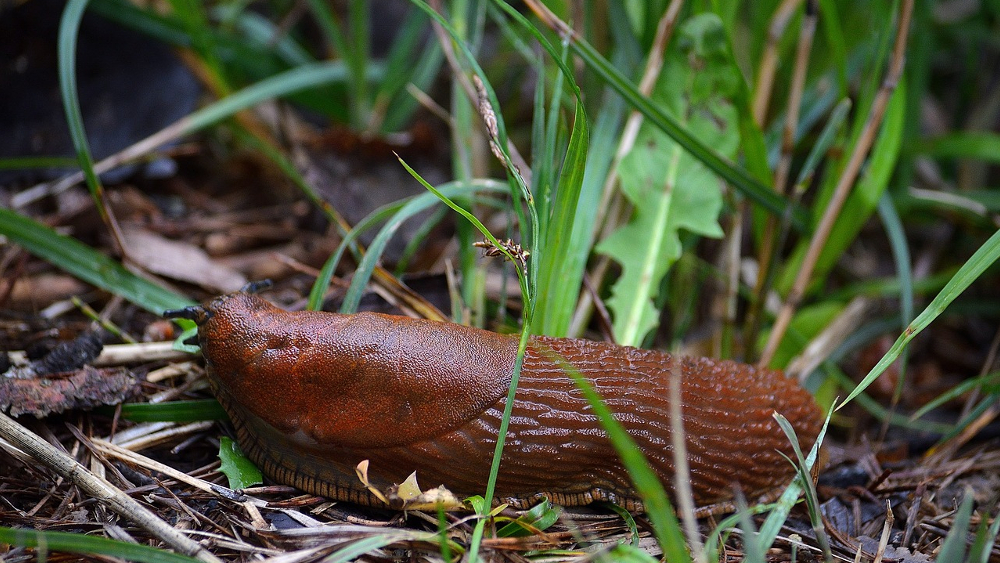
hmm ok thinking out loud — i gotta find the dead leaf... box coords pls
[122,226,246,293]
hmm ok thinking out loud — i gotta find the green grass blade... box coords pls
[0,156,79,170]
[0,526,200,563]
[763,413,832,560]
[535,102,590,336]
[304,0,348,60]
[794,98,853,187]
[410,0,537,246]
[825,364,953,434]
[346,0,371,128]
[115,400,228,423]
[373,7,442,132]
[307,198,407,311]
[328,179,510,314]
[184,61,382,132]
[57,0,108,215]
[545,350,690,562]
[910,371,1000,422]
[877,192,914,397]
[935,489,973,562]
[220,7,316,66]
[325,531,450,563]
[777,80,907,296]
[915,131,1000,164]
[169,0,230,93]
[969,504,1000,563]
[818,0,849,98]
[838,227,1000,409]
[0,209,192,314]
[89,0,193,46]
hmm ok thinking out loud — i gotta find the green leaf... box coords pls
[567,11,801,227]
[604,543,661,563]
[218,436,263,490]
[596,14,737,345]
[496,498,561,537]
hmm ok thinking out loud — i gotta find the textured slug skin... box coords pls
[180,291,824,512]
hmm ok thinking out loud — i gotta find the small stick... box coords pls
[759,0,915,366]
[747,0,817,355]
[751,0,806,126]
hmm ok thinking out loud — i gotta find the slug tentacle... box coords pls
[179,289,824,512]
[163,305,211,324]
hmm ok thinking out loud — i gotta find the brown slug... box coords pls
[165,288,823,512]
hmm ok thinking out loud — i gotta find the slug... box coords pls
[165,288,823,512]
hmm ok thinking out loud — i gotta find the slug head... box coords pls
[168,287,519,449]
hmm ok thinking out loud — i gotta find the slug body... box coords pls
[178,291,823,511]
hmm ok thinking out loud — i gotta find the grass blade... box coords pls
[0,527,200,563]
[545,349,691,562]
[57,0,114,230]
[838,226,1000,409]
[935,489,973,562]
[323,179,509,314]
[0,208,192,314]
[115,400,228,423]
[535,102,590,336]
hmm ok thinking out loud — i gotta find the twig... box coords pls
[5,341,188,367]
[668,371,704,561]
[759,0,914,367]
[751,0,806,125]
[747,0,817,354]
[0,411,223,563]
[871,500,894,563]
[785,296,870,382]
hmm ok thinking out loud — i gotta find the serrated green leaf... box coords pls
[218,436,262,490]
[596,13,738,345]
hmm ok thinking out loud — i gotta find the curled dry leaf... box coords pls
[355,461,464,511]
